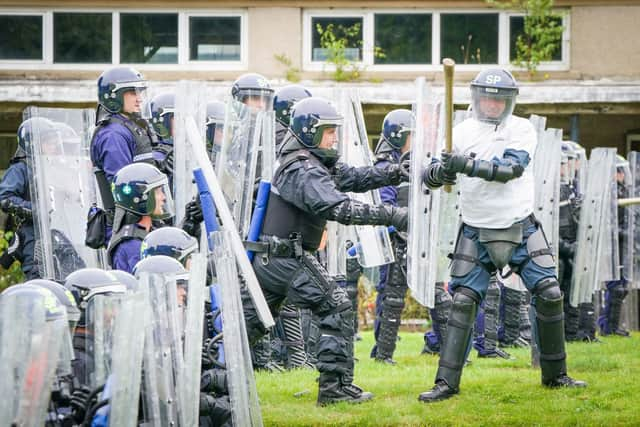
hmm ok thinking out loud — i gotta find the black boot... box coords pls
[609,286,630,337]
[418,287,479,403]
[317,372,373,405]
[564,303,580,341]
[576,301,599,342]
[534,280,587,389]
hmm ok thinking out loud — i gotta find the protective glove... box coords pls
[201,368,228,394]
[69,386,92,424]
[182,198,204,238]
[440,150,474,175]
[160,148,174,175]
[0,199,32,221]
[422,162,457,188]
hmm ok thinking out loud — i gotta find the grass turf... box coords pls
[255,331,640,426]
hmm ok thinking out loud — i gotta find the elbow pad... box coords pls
[327,200,407,231]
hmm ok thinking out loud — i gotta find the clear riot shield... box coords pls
[140,272,187,426]
[571,142,588,196]
[628,151,640,288]
[24,106,105,281]
[216,98,263,239]
[211,230,263,427]
[108,291,147,427]
[407,77,441,308]
[598,163,620,284]
[325,221,350,276]
[179,253,207,427]
[339,89,395,268]
[571,148,617,306]
[84,293,125,389]
[0,287,67,427]
[617,161,634,285]
[528,114,547,142]
[533,128,562,265]
[174,81,208,225]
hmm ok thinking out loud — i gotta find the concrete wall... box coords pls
[248,8,301,79]
[571,6,640,78]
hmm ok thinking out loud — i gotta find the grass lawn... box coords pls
[256,331,640,426]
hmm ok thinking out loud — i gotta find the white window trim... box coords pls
[303,8,570,73]
[0,10,47,64]
[0,7,247,70]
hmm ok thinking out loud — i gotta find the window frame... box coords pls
[0,10,46,64]
[0,7,247,70]
[303,7,570,72]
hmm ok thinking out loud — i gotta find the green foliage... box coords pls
[316,23,385,82]
[274,53,301,83]
[257,331,640,426]
[488,0,564,78]
[0,230,25,292]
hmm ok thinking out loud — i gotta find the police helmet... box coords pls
[379,109,415,150]
[231,73,274,111]
[470,68,519,125]
[206,100,226,152]
[97,66,147,114]
[25,279,82,334]
[112,163,175,220]
[140,227,198,268]
[273,85,313,127]
[133,255,189,284]
[16,117,60,158]
[289,97,343,148]
[148,92,175,140]
[108,270,139,292]
[64,268,126,311]
[1,283,67,322]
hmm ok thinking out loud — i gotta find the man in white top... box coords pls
[419,68,586,403]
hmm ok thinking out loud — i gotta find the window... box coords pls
[311,16,363,62]
[441,13,499,64]
[0,15,43,60]
[120,13,178,64]
[374,14,431,65]
[509,16,562,62]
[53,13,111,63]
[189,16,241,61]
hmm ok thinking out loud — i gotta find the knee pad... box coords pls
[534,278,562,300]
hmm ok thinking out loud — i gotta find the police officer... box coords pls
[90,67,158,233]
[107,163,175,273]
[419,69,585,403]
[245,97,409,405]
[206,100,226,165]
[422,282,452,355]
[273,84,312,152]
[0,117,58,279]
[598,156,632,337]
[140,226,198,269]
[369,108,413,365]
[147,92,176,178]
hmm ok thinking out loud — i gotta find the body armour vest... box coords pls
[261,150,327,251]
[106,223,149,265]
[91,114,156,210]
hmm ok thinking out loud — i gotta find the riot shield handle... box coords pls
[442,58,455,193]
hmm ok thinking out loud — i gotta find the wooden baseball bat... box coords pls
[443,58,455,193]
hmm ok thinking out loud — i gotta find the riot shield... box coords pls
[108,291,147,427]
[533,128,562,265]
[598,163,620,284]
[324,221,350,276]
[528,114,547,141]
[186,116,274,328]
[407,77,441,308]
[616,160,634,285]
[216,98,263,239]
[174,81,208,225]
[24,106,105,281]
[0,286,67,427]
[179,252,207,427]
[211,230,263,427]
[338,89,395,267]
[628,151,640,288]
[571,148,617,306]
[140,272,187,426]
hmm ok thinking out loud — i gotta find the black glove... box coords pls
[69,386,92,424]
[0,199,32,222]
[385,206,408,232]
[160,148,174,175]
[441,150,474,175]
[182,198,204,238]
[422,162,457,188]
[201,368,228,394]
[386,163,409,184]
[199,393,232,425]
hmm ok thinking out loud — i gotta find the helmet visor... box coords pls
[238,88,274,113]
[471,86,517,125]
[118,83,149,117]
[145,178,175,220]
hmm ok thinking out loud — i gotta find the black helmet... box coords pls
[231,73,274,111]
[64,268,126,311]
[206,100,226,155]
[112,163,175,219]
[97,66,147,114]
[140,227,198,268]
[16,117,60,158]
[147,92,175,140]
[289,97,343,148]
[470,68,519,125]
[273,85,312,127]
[378,109,415,151]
